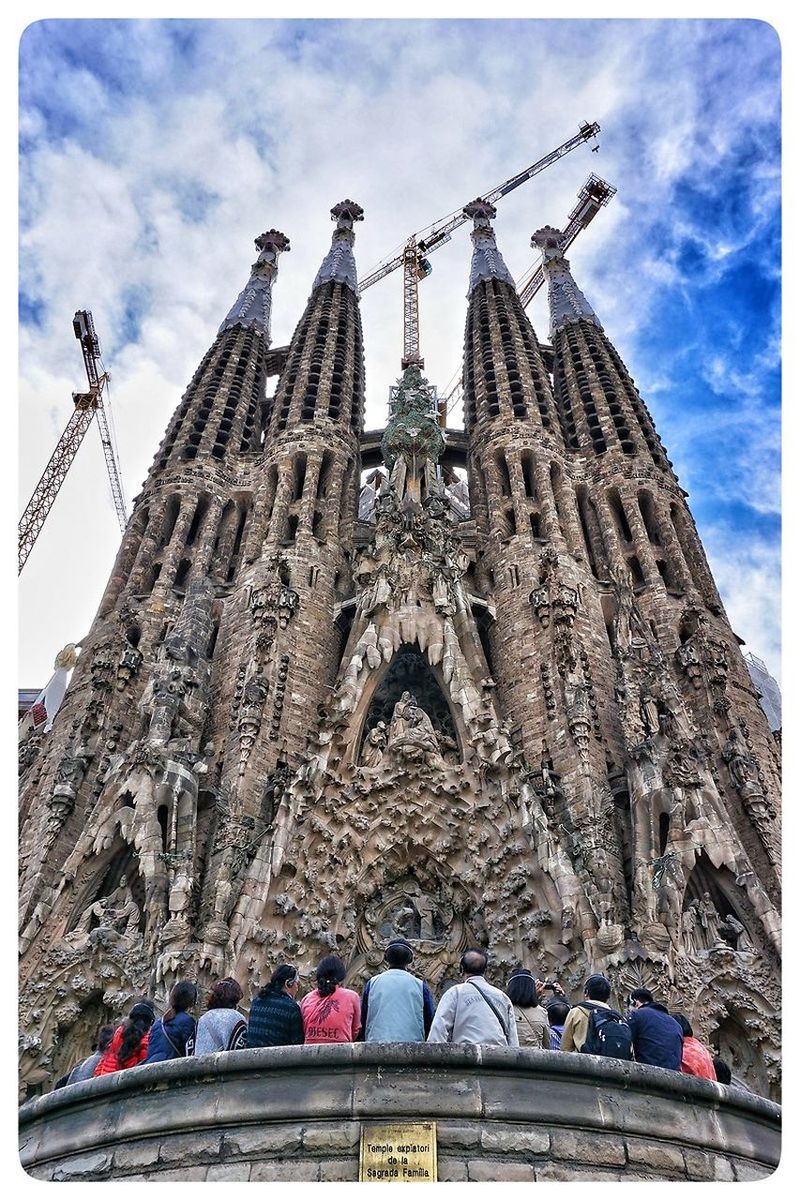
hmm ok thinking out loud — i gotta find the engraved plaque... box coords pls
[359,1122,438,1182]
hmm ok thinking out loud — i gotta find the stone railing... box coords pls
[19,1043,780,1182]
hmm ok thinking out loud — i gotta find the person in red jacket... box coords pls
[673,1013,717,1080]
[94,1000,156,1076]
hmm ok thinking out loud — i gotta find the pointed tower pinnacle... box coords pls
[464,198,516,296]
[219,229,290,338]
[531,225,602,337]
[311,199,364,294]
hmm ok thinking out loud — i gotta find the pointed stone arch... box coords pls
[345,640,467,764]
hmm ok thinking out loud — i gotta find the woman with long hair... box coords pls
[93,999,156,1075]
[246,964,304,1048]
[506,969,551,1049]
[299,955,361,1044]
[194,977,247,1055]
[144,979,198,1062]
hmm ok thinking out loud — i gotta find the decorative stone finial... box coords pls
[532,225,602,335]
[255,230,291,255]
[312,200,364,294]
[464,199,515,296]
[331,200,364,227]
[463,198,498,225]
[531,225,567,262]
[219,227,290,338]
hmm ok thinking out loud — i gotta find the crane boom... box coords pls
[18,310,128,573]
[18,404,96,572]
[516,173,616,309]
[358,121,600,295]
[357,121,600,368]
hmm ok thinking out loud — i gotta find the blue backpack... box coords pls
[579,1002,634,1061]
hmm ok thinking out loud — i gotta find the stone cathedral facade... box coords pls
[19,197,781,1101]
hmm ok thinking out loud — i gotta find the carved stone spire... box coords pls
[312,199,364,294]
[464,198,516,296]
[531,225,602,336]
[219,229,290,337]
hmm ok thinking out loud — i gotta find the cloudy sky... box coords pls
[18,17,781,691]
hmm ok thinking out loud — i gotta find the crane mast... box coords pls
[18,310,127,574]
[358,121,601,369]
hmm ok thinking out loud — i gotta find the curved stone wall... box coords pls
[19,1044,780,1183]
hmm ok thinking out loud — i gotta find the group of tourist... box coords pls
[52,940,742,1091]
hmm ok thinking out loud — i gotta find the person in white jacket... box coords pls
[426,949,519,1047]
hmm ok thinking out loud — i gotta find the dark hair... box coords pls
[118,1000,155,1063]
[584,974,611,1002]
[261,964,299,997]
[673,1013,693,1038]
[713,1056,732,1085]
[630,987,654,1006]
[95,1023,116,1053]
[164,979,197,1022]
[547,999,570,1027]
[385,940,414,969]
[506,970,538,1008]
[316,955,347,997]
[460,948,488,976]
[207,977,243,1010]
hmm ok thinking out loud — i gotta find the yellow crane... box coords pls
[357,121,603,371]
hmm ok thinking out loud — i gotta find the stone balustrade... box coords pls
[19,1043,780,1182]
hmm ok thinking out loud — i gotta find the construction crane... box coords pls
[18,310,127,574]
[439,173,617,423]
[358,121,601,370]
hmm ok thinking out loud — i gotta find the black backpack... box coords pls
[579,1002,634,1061]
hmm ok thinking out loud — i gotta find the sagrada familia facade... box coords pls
[19,197,781,1101]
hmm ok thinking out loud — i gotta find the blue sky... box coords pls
[18,18,781,688]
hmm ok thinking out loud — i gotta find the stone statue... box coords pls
[722,727,759,791]
[362,722,387,768]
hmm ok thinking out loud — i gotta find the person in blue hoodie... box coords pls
[626,987,683,1070]
[144,980,197,1062]
[361,940,435,1042]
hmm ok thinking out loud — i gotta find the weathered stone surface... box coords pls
[550,1129,626,1165]
[302,1122,361,1151]
[469,1158,536,1181]
[625,1138,686,1175]
[51,1150,113,1181]
[436,1121,481,1149]
[318,1159,359,1181]
[437,1156,469,1181]
[158,1130,223,1164]
[112,1139,161,1171]
[480,1126,550,1155]
[206,1162,253,1181]
[250,1160,319,1182]
[223,1125,302,1157]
